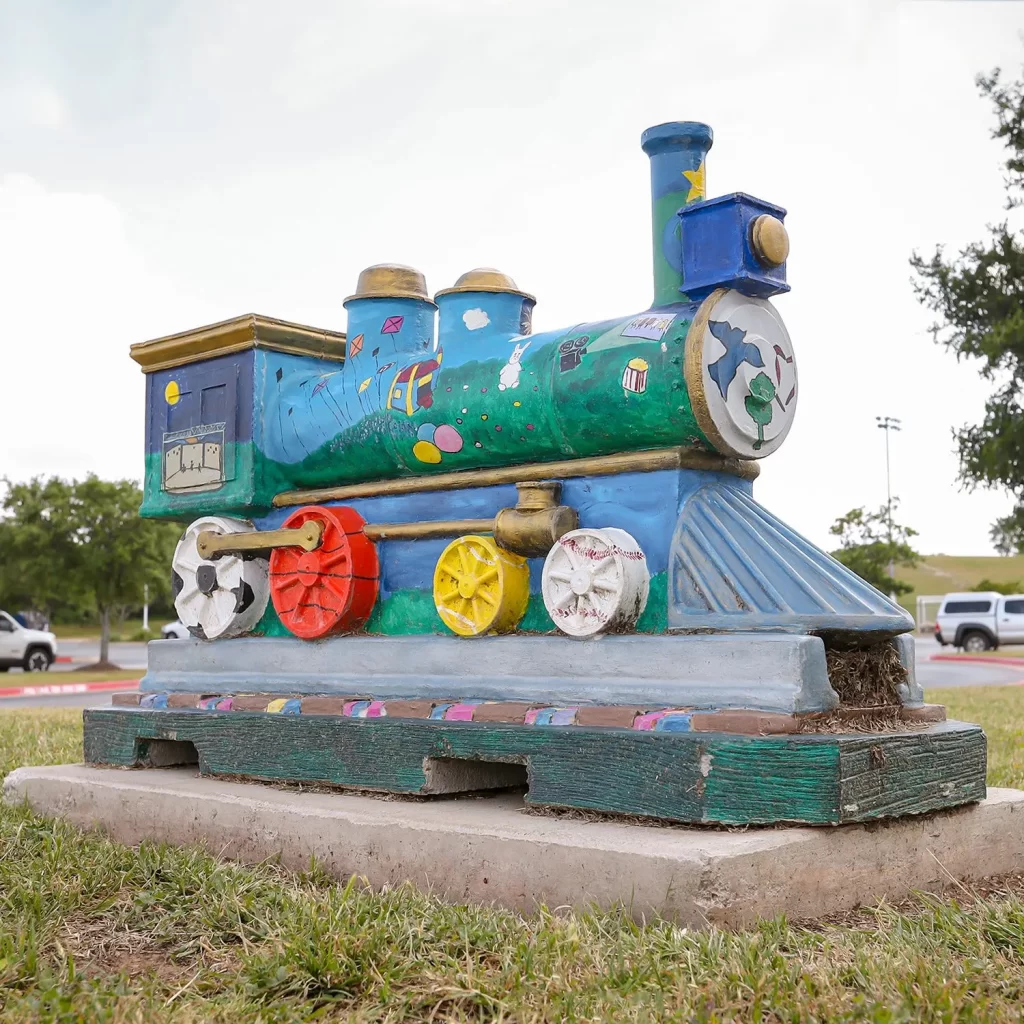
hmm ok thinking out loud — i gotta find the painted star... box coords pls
[707,320,764,400]
[682,161,705,202]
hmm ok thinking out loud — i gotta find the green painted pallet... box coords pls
[82,708,987,826]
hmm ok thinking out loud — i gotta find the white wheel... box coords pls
[171,517,269,640]
[542,527,649,637]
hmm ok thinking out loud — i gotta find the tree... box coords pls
[0,478,85,623]
[972,577,1021,595]
[911,63,1024,553]
[0,476,180,666]
[829,504,920,596]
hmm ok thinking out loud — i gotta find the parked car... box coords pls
[0,609,58,671]
[160,621,191,639]
[934,591,1024,651]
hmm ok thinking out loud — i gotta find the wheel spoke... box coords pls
[478,588,497,606]
[474,566,498,585]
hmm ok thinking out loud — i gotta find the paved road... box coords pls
[914,635,1024,688]
[3,634,1022,711]
[52,639,149,670]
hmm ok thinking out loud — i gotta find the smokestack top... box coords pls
[640,121,713,158]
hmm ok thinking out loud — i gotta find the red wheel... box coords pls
[269,505,379,639]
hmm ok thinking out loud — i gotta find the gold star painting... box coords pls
[683,162,705,203]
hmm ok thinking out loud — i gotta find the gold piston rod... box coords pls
[362,482,578,557]
[195,482,576,560]
[196,520,323,560]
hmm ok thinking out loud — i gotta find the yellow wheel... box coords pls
[433,535,529,636]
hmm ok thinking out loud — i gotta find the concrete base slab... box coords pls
[5,764,1024,927]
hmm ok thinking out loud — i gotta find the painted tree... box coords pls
[0,476,179,665]
[911,63,1024,553]
[829,504,919,596]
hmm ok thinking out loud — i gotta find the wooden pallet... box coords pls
[82,706,986,826]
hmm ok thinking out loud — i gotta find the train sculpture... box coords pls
[84,122,986,827]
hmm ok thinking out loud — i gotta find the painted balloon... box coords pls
[433,424,464,453]
[412,440,442,464]
[417,422,436,442]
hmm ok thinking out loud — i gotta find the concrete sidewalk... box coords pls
[5,765,1024,926]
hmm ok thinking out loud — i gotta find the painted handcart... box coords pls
[84,122,985,826]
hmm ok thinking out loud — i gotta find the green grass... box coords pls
[52,618,172,641]
[1,695,1024,1021]
[11,669,142,684]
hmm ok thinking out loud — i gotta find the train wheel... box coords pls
[172,517,270,640]
[269,505,379,639]
[541,527,649,637]
[433,535,529,636]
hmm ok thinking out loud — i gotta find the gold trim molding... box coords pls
[130,314,347,373]
[683,288,735,458]
[273,447,758,507]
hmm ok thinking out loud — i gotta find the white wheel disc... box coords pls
[171,516,269,640]
[542,527,649,637]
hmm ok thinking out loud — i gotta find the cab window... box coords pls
[1004,600,1024,615]
[943,600,992,614]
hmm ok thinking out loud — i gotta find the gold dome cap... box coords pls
[435,268,536,303]
[343,264,436,306]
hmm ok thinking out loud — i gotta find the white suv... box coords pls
[934,592,1024,652]
[0,610,58,672]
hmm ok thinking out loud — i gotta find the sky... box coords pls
[1,0,1022,555]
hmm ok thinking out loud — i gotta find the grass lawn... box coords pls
[52,618,172,641]
[1,691,1023,1020]
[4,669,143,685]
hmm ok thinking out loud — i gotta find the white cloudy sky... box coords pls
[1,0,1022,555]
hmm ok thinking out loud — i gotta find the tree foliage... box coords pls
[829,504,919,596]
[972,577,1021,595]
[911,65,1024,553]
[0,476,180,663]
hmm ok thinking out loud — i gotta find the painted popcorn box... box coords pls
[85,121,986,827]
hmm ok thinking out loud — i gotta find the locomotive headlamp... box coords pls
[750,215,789,268]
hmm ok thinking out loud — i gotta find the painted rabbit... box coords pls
[498,341,531,391]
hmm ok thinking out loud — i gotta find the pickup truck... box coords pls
[934,591,1024,652]
[0,609,58,671]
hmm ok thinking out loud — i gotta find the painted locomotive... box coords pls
[86,120,985,828]
[136,121,906,647]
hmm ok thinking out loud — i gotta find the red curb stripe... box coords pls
[0,679,140,700]
[55,656,73,663]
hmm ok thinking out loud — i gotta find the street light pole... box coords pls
[876,416,902,590]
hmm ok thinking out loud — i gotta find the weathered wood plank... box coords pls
[82,709,986,826]
[838,722,987,821]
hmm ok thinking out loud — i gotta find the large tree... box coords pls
[0,476,179,666]
[829,504,919,596]
[911,64,1024,553]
